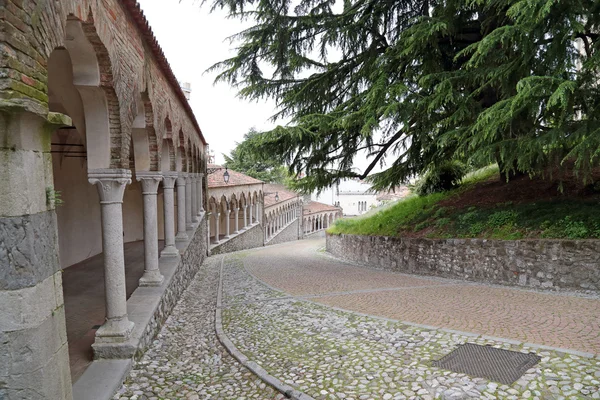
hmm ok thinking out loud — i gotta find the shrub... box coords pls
[413,161,468,196]
[487,210,518,228]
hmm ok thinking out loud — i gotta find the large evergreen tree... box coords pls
[207,0,600,191]
[224,128,289,184]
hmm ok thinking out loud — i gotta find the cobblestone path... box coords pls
[114,257,284,400]
[245,238,600,356]
[223,247,600,399]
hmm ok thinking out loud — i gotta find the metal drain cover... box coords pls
[432,343,540,384]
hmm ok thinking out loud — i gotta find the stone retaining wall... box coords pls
[211,223,264,255]
[326,233,600,291]
[267,219,300,246]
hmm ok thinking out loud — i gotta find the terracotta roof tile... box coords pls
[207,165,263,188]
[263,184,300,207]
[303,201,342,215]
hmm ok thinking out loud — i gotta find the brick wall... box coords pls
[327,233,600,291]
[1,0,204,167]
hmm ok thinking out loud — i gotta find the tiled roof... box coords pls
[303,201,341,215]
[207,165,263,188]
[263,184,300,207]
[124,1,206,145]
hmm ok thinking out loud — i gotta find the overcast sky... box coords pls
[137,0,278,165]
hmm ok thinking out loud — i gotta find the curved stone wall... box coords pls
[326,233,600,291]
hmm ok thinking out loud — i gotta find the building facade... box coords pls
[1,1,209,398]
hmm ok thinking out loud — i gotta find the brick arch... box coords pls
[142,92,160,171]
[178,129,187,172]
[79,12,125,169]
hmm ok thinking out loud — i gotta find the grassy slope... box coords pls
[328,165,600,240]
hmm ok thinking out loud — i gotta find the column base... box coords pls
[192,215,199,223]
[176,232,189,242]
[95,318,134,344]
[160,245,179,257]
[186,223,194,230]
[139,270,164,287]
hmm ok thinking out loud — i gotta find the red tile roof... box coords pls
[207,165,263,188]
[263,184,300,207]
[123,1,206,145]
[303,201,341,215]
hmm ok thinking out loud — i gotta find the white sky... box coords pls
[138,0,279,165]
[138,0,378,173]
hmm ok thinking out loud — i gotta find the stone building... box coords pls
[207,168,340,252]
[263,184,303,245]
[302,200,344,235]
[1,1,209,398]
[206,165,265,254]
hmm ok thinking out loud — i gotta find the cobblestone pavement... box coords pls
[245,237,600,356]
[114,257,284,400]
[222,252,600,400]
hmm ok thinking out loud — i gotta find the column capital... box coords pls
[162,171,178,189]
[136,171,163,194]
[176,172,187,186]
[185,173,193,184]
[88,168,132,204]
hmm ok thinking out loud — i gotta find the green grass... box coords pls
[328,165,600,240]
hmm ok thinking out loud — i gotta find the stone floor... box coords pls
[113,236,600,399]
[114,257,285,399]
[63,240,161,383]
[245,238,600,356]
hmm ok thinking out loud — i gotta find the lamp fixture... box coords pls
[223,167,230,184]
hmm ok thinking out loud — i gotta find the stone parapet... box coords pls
[326,234,600,291]
[211,223,264,255]
[267,219,300,246]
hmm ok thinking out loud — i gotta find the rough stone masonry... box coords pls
[327,233,600,291]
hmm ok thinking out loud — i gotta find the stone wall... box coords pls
[327,233,600,291]
[135,217,208,358]
[267,219,300,246]
[211,223,265,255]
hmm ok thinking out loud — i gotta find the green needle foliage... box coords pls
[205,0,600,192]
[224,128,290,184]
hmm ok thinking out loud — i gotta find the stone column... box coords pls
[243,205,248,228]
[137,172,164,286]
[249,202,253,225]
[185,173,193,230]
[234,207,239,234]
[215,212,221,244]
[197,173,204,214]
[0,111,73,399]
[160,173,179,257]
[88,169,135,342]
[207,212,211,244]
[225,209,231,238]
[191,174,198,224]
[256,202,260,223]
[176,173,188,241]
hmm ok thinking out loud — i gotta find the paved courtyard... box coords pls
[117,237,600,399]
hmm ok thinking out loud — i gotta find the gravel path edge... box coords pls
[215,256,316,400]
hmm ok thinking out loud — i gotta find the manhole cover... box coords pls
[432,343,540,385]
